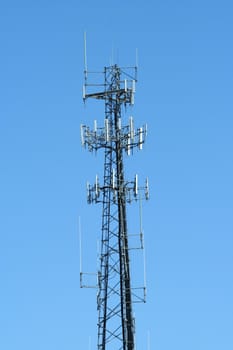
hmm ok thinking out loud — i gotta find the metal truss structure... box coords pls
[80,63,149,350]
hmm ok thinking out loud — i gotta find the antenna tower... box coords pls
[80,52,149,350]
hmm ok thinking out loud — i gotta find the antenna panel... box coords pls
[139,127,143,150]
[105,119,109,142]
[129,116,134,140]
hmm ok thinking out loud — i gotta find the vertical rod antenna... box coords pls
[135,48,138,81]
[79,216,82,274]
[143,241,147,300]
[139,192,146,301]
[84,31,88,81]
[139,194,147,299]
[136,48,139,68]
[139,193,143,240]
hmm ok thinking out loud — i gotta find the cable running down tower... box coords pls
[81,62,149,350]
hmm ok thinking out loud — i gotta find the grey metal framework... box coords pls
[81,64,149,350]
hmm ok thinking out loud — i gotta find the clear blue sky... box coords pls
[0,0,232,349]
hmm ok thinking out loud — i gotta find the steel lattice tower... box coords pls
[80,62,149,350]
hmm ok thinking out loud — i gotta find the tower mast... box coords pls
[81,63,149,350]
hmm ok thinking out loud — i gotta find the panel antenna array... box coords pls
[80,61,149,350]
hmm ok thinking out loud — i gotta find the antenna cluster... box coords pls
[86,174,149,205]
[81,117,147,154]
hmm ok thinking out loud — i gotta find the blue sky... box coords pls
[0,0,232,349]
